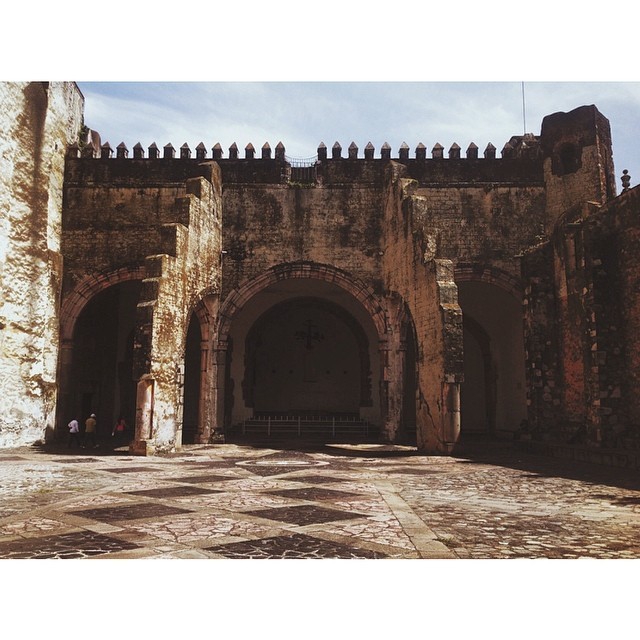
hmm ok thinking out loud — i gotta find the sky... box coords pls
[78,81,640,190]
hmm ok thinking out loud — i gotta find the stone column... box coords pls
[197,338,213,443]
[208,339,229,441]
[442,378,461,451]
[379,334,405,443]
[54,339,74,441]
[132,376,155,455]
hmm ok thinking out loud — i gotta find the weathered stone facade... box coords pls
[2,83,638,457]
[0,82,84,447]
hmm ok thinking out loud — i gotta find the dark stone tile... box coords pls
[246,504,363,526]
[241,453,324,473]
[125,486,222,498]
[170,474,238,484]
[206,532,386,559]
[69,503,192,522]
[0,530,140,559]
[99,466,162,473]
[266,487,359,501]
[184,461,241,469]
[281,474,348,484]
[56,458,100,464]
[257,452,317,462]
[242,466,299,477]
[0,456,26,461]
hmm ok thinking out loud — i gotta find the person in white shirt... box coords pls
[67,418,80,448]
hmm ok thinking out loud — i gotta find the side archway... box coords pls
[455,265,527,435]
[57,267,146,442]
[60,266,147,342]
[182,296,217,444]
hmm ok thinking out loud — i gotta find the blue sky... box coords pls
[78,81,640,190]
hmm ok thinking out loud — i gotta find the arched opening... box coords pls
[182,313,202,444]
[67,281,141,441]
[458,281,527,435]
[220,275,382,437]
[552,142,582,176]
[461,315,493,432]
[244,297,369,416]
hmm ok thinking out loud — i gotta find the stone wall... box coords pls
[61,158,223,452]
[133,175,222,452]
[519,106,639,448]
[522,184,640,449]
[581,187,640,446]
[381,164,463,451]
[0,82,83,447]
[221,180,384,297]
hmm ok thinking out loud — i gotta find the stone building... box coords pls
[1,81,638,457]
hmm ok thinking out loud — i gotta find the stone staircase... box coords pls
[228,413,375,440]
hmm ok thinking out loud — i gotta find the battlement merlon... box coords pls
[68,137,542,162]
[66,137,548,187]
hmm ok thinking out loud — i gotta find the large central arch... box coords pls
[244,297,372,415]
[213,262,391,438]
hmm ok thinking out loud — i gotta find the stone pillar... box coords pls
[380,336,405,443]
[209,340,229,440]
[197,338,213,443]
[442,378,461,451]
[132,376,155,455]
[378,295,406,443]
[54,339,74,441]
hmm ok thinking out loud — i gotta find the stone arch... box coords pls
[454,263,522,300]
[216,262,388,345]
[56,266,146,441]
[182,293,219,444]
[455,264,527,434]
[60,266,147,341]
[212,262,393,439]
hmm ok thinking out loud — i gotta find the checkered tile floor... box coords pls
[0,441,638,560]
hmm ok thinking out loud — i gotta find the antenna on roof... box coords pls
[521,81,527,134]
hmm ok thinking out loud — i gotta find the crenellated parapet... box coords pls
[66,134,546,188]
[68,136,541,162]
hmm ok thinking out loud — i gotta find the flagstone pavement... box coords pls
[0,439,638,560]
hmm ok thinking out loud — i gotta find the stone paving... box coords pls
[0,439,638,559]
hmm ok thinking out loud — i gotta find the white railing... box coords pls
[240,414,370,437]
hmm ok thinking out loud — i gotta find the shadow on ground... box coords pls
[28,432,640,491]
[449,435,640,491]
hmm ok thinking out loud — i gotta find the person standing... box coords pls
[67,418,80,448]
[112,417,127,445]
[84,413,98,448]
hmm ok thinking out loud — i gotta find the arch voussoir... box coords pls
[217,262,388,344]
[60,266,147,341]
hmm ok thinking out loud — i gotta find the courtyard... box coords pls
[0,438,638,560]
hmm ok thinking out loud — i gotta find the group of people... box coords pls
[67,414,128,449]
